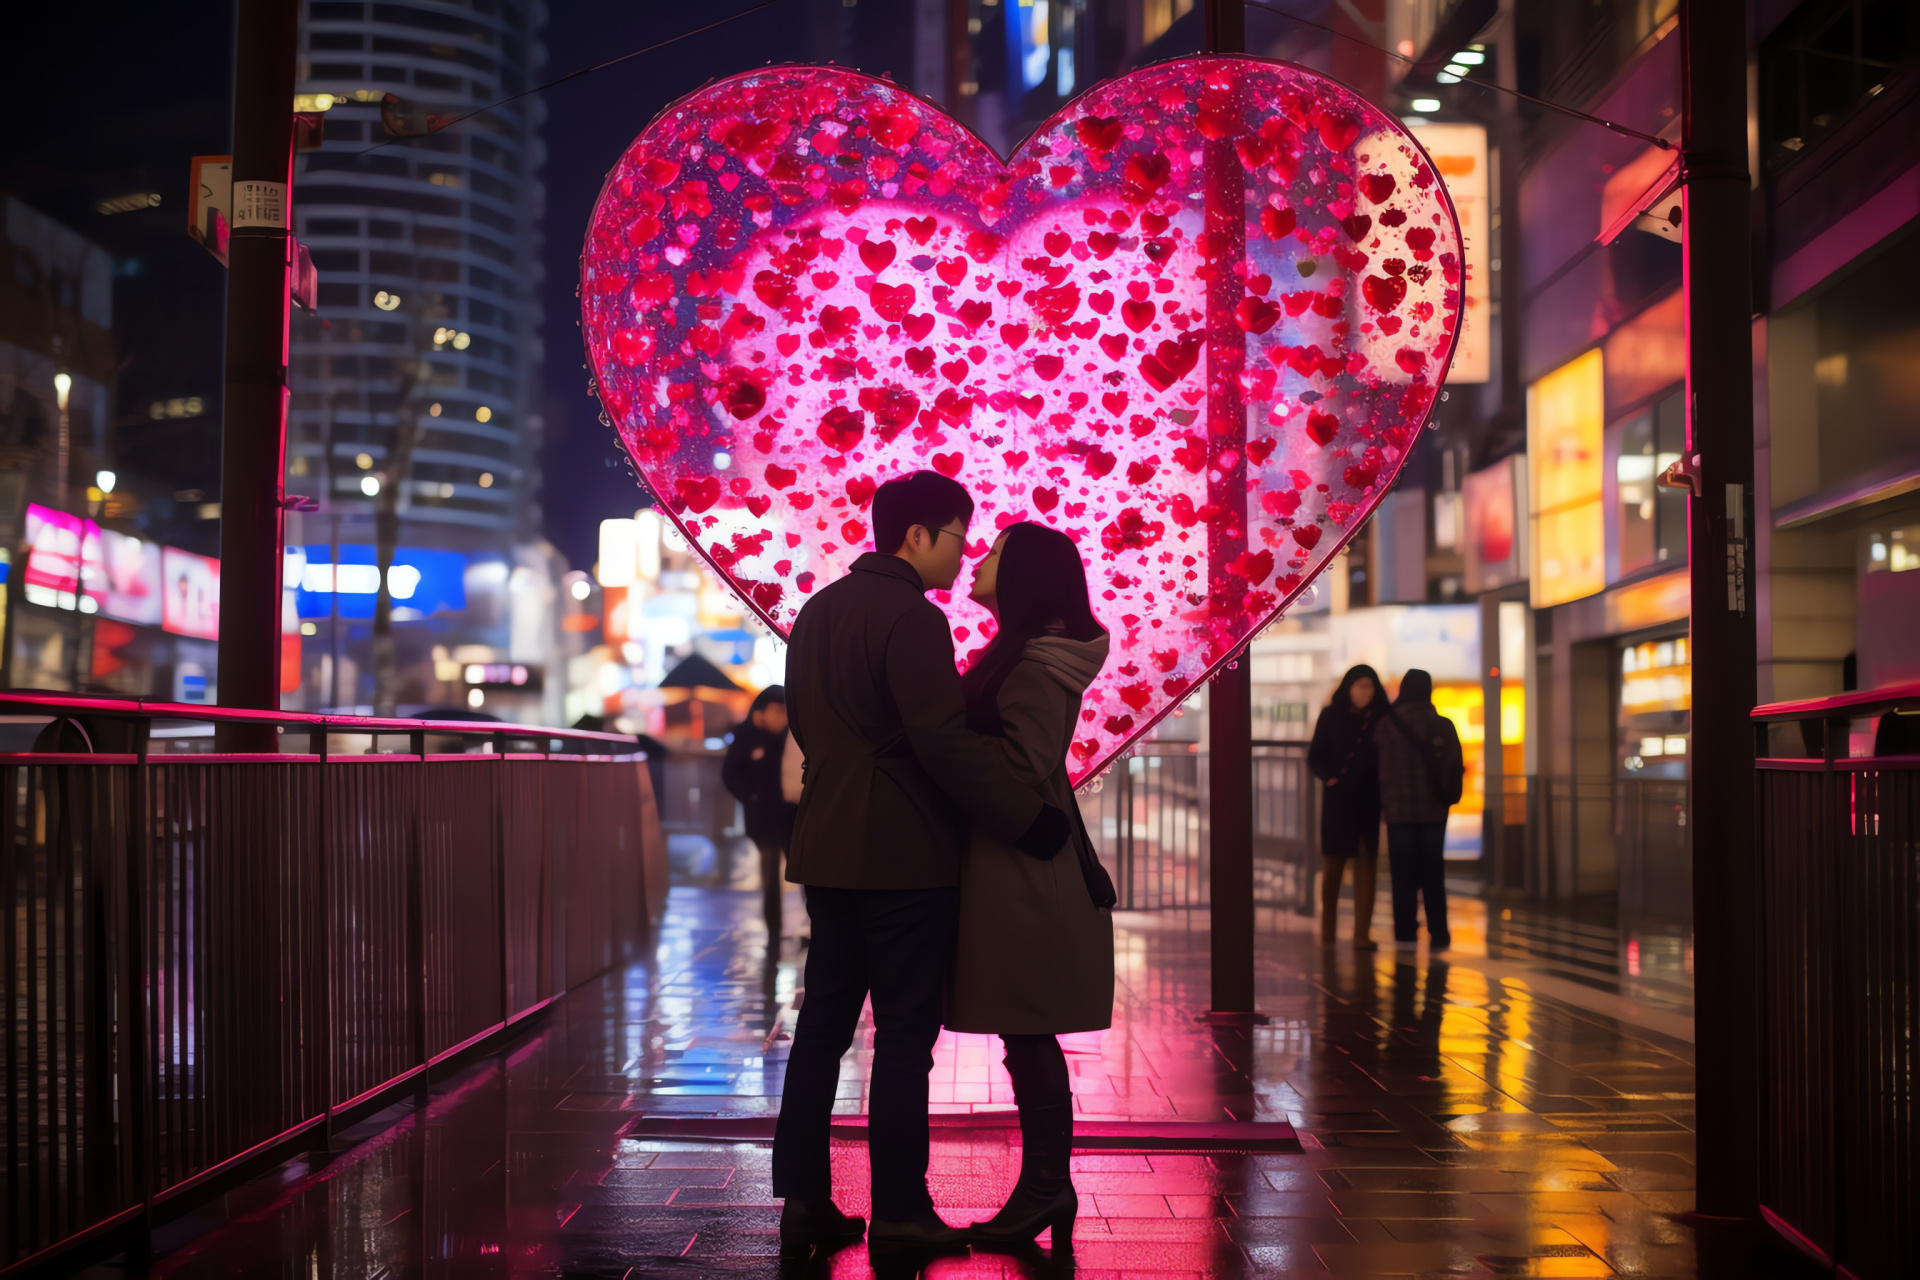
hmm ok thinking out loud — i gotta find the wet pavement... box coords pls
[111,880,1809,1278]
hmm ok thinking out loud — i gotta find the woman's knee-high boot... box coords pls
[966,1100,1077,1251]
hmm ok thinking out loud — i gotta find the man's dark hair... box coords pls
[872,470,974,554]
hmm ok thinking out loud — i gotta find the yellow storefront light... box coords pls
[1527,348,1606,608]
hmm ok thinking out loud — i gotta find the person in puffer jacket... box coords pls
[1374,669,1464,950]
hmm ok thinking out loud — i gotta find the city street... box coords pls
[134,880,1746,1278]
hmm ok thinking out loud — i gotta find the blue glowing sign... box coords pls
[290,545,467,619]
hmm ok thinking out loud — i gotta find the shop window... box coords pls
[1619,636,1690,778]
[1866,522,1920,572]
[1760,0,1912,173]
[1612,390,1686,579]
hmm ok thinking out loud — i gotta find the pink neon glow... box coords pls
[582,59,1463,781]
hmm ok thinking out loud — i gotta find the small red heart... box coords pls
[1362,274,1407,313]
[1120,299,1156,332]
[931,452,963,477]
[859,239,896,272]
[1234,296,1280,334]
[816,406,866,452]
[1305,411,1339,446]
[611,329,654,364]
[676,475,722,513]
[870,281,916,321]
[1075,115,1123,151]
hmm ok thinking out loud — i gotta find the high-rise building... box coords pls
[286,0,558,715]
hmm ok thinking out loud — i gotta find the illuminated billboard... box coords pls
[1528,349,1606,608]
[1462,455,1524,594]
[1409,122,1489,383]
[161,547,221,640]
[23,504,88,608]
[99,530,164,626]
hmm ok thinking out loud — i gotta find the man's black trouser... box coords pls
[753,837,785,937]
[1386,820,1450,945]
[771,884,957,1221]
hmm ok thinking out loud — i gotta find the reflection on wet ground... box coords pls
[118,884,1809,1277]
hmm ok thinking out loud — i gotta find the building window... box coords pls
[1759,0,1912,171]
[1612,391,1685,578]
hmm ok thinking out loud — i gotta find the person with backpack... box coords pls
[1375,669,1465,950]
[720,686,798,940]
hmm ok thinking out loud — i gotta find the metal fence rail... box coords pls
[1076,740,1315,914]
[0,694,667,1274]
[1752,685,1920,1278]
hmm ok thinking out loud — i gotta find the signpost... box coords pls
[214,0,297,749]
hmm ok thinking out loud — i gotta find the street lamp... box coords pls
[95,469,116,494]
[52,372,72,511]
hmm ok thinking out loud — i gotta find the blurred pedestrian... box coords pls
[722,686,798,938]
[1375,669,1464,950]
[1307,664,1384,950]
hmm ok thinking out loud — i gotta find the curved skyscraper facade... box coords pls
[285,0,556,716]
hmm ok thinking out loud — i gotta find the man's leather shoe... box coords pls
[867,1208,970,1253]
[778,1198,865,1258]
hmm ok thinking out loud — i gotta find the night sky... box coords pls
[538,0,813,572]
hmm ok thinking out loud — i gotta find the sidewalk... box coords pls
[133,883,1804,1278]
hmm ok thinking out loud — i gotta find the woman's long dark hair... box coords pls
[960,523,1104,734]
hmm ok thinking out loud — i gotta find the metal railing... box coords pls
[1076,740,1316,914]
[0,692,667,1274]
[1751,682,1920,1278]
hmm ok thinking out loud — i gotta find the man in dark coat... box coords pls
[1375,668,1465,950]
[772,470,1072,1260]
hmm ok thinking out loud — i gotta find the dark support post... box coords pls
[1680,0,1759,1220]
[1480,592,1504,885]
[215,0,299,751]
[1203,0,1257,1018]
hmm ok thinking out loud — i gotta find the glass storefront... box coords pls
[1618,635,1691,779]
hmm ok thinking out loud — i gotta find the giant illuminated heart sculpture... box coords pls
[582,58,1462,781]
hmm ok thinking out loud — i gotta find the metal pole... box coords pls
[215,0,298,748]
[1202,0,1257,1018]
[1679,0,1759,1220]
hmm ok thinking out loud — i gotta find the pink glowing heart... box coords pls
[582,59,1463,781]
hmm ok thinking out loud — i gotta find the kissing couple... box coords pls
[770,469,1115,1263]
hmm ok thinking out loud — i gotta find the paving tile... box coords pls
[140,882,1707,1278]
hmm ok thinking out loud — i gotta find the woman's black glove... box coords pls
[1013,804,1072,860]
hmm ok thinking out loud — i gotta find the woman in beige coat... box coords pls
[948,521,1114,1254]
